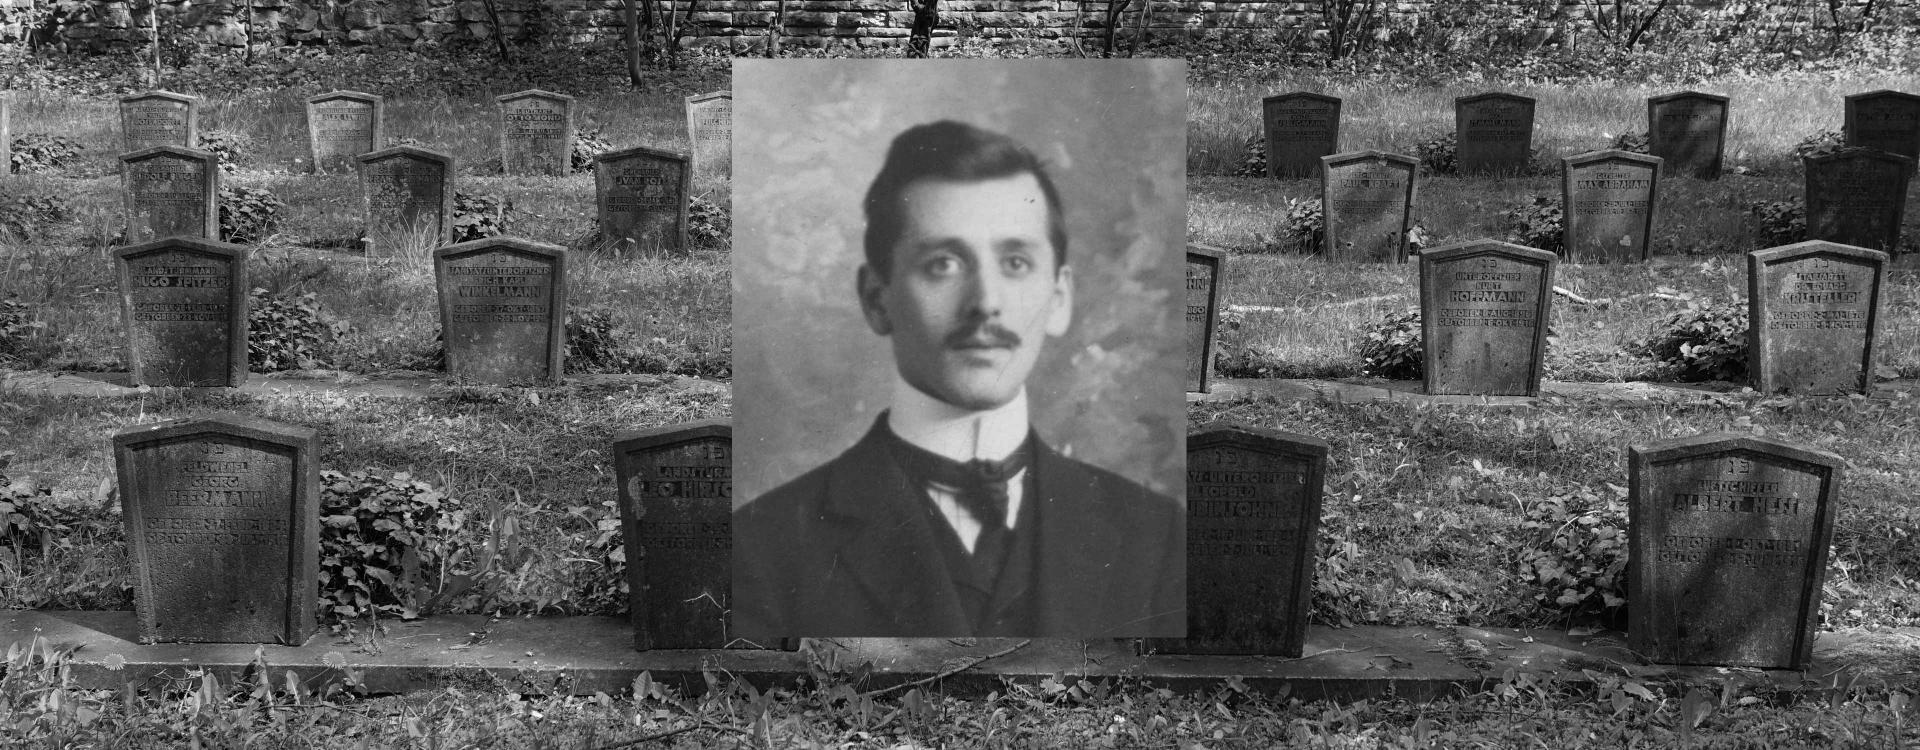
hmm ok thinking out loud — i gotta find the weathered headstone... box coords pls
[1562,150,1662,264]
[1455,93,1535,175]
[615,420,734,650]
[1419,240,1556,396]
[1804,148,1915,254]
[433,238,566,384]
[358,145,454,252]
[1321,150,1417,263]
[114,237,248,388]
[1186,244,1224,394]
[121,146,219,243]
[1262,92,1341,179]
[594,145,691,253]
[1748,241,1887,395]
[306,91,384,175]
[496,89,575,177]
[1646,91,1729,180]
[119,90,198,153]
[1146,423,1325,657]
[1628,432,1841,669]
[114,414,319,645]
[685,90,732,173]
[1844,90,1920,161]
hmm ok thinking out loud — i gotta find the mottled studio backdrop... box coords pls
[733,59,1188,504]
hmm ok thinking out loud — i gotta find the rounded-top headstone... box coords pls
[1261,91,1342,179]
[432,237,568,385]
[1562,149,1663,264]
[358,145,456,251]
[1321,149,1419,263]
[496,89,576,177]
[594,145,692,254]
[613,419,734,650]
[1646,91,1730,180]
[306,90,385,175]
[121,145,220,243]
[1803,147,1915,254]
[1454,93,1536,175]
[1844,89,1920,161]
[1747,240,1888,395]
[119,90,199,153]
[1419,239,1557,396]
[114,236,249,387]
[1185,244,1226,394]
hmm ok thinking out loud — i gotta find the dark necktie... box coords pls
[886,430,1032,582]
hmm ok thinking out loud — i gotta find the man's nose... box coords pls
[963,262,1004,318]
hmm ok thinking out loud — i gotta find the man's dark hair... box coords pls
[862,120,1068,279]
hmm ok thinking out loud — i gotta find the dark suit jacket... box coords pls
[733,417,1185,638]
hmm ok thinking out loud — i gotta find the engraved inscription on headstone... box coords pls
[1563,150,1662,264]
[1647,91,1729,179]
[1748,241,1887,395]
[1455,93,1536,175]
[1628,432,1841,669]
[1420,240,1556,396]
[1804,149,1915,253]
[433,238,566,384]
[1147,423,1325,657]
[496,89,574,177]
[615,420,734,650]
[1322,150,1418,263]
[358,146,454,252]
[1186,244,1225,394]
[115,238,248,388]
[119,91,198,153]
[114,414,319,645]
[595,145,691,253]
[121,146,219,243]
[306,91,384,175]
[1262,92,1341,179]
[1844,90,1920,161]
[685,91,732,173]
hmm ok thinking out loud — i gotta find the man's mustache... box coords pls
[945,323,1022,349]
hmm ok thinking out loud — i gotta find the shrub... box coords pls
[565,309,636,372]
[0,192,72,242]
[1793,129,1845,161]
[218,185,286,244]
[1516,485,1628,628]
[1355,306,1423,380]
[8,133,81,174]
[1748,199,1806,247]
[688,195,730,248]
[1274,197,1324,254]
[571,128,613,174]
[1410,132,1457,175]
[248,289,344,372]
[452,191,508,242]
[318,470,467,622]
[1504,195,1564,255]
[197,129,253,174]
[1233,133,1269,177]
[1630,296,1748,382]
[0,299,46,365]
[1610,131,1651,154]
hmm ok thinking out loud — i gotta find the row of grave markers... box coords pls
[112,412,1841,670]
[1186,240,1890,397]
[1263,89,1920,179]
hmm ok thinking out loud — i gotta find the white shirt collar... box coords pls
[886,375,1031,464]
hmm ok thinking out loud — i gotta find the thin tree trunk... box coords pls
[243,0,254,64]
[480,0,512,62]
[1128,0,1148,56]
[623,0,643,86]
[907,0,939,58]
[768,0,784,57]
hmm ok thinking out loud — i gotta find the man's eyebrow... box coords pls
[994,237,1040,255]
[901,237,969,257]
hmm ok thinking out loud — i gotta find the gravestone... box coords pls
[114,414,319,645]
[1562,150,1662,264]
[121,146,218,243]
[1455,93,1536,175]
[1804,148,1915,254]
[595,145,691,253]
[358,145,454,252]
[1647,91,1729,179]
[1262,92,1341,179]
[1321,150,1418,263]
[306,91,384,175]
[1146,423,1325,657]
[1419,240,1556,396]
[496,89,574,177]
[1185,244,1225,393]
[1748,241,1887,395]
[1628,432,1841,669]
[119,91,198,153]
[615,420,734,650]
[433,238,566,384]
[685,90,732,174]
[114,237,248,387]
[1844,90,1920,161]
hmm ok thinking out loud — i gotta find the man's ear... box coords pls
[1044,264,1073,337]
[856,264,892,336]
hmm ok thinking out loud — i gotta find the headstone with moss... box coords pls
[1803,148,1914,254]
[1186,244,1224,394]
[1321,150,1417,263]
[685,91,731,174]
[1647,92,1729,180]
[1628,432,1840,669]
[1748,241,1887,395]
[121,145,219,243]
[433,238,566,384]
[115,237,248,387]
[1262,92,1340,179]
[1419,240,1555,396]
[595,146,690,253]
[358,145,454,253]
[1844,90,1920,161]
[1563,150,1662,264]
[497,89,574,177]
[306,91,384,175]
[1454,93,1535,175]
[614,420,735,650]
[114,414,319,644]
[119,91,198,153]
[1147,422,1324,657]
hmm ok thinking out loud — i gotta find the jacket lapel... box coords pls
[1026,435,1131,635]
[814,422,970,634]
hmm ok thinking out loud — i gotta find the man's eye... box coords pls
[1003,255,1033,274]
[923,256,961,276]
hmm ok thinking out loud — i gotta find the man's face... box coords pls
[858,173,1073,412]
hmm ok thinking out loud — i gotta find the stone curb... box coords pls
[1190,378,1920,407]
[0,370,731,400]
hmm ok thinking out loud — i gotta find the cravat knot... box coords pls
[886,428,1031,532]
